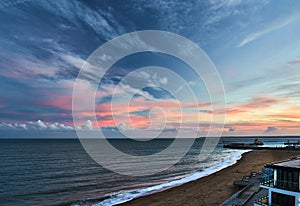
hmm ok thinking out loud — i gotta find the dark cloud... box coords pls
[288,59,300,65]
[129,110,150,117]
[264,126,277,133]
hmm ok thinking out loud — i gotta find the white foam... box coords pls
[92,149,250,206]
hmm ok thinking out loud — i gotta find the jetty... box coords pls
[223,139,300,150]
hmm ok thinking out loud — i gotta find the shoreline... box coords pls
[120,149,300,206]
[98,150,248,206]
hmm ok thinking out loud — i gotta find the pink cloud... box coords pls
[226,96,285,115]
[39,95,72,111]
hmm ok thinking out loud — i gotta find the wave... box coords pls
[72,149,250,206]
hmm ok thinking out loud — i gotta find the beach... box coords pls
[121,149,300,206]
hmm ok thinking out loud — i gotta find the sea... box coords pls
[0,137,298,206]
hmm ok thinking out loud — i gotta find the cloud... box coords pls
[264,126,277,133]
[0,122,27,130]
[76,120,93,130]
[36,120,47,129]
[151,73,168,86]
[238,14,298,47]
[28,120,73,130]
[0,119,99,134]
[59,53,88,70]
[288,59,300,65]
[47,122,73,130]
[226,96,283,115]
[0,120,73,131]
[202,0,241,28]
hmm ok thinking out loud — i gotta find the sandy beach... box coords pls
[121,149,300,206]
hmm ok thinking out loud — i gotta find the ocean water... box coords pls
[0,137,297,206]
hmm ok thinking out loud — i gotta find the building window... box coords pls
[271,191,295,206]
[275,169,299,191]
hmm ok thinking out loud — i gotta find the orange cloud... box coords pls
[226,96,283,114]
[94,95,213,130]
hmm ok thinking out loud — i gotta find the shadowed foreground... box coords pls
[121,150,300,206]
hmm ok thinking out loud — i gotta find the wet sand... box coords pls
[121,149,300,206]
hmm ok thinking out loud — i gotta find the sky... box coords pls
[1,0,300,137]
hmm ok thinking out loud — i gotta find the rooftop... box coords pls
[267,157,300,169]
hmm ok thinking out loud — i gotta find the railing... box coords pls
[254,196,268,206]
[261,179,299,192]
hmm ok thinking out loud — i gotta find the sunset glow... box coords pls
[1,1,300,137]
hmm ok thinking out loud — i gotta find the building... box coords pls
[254,157,300,206]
